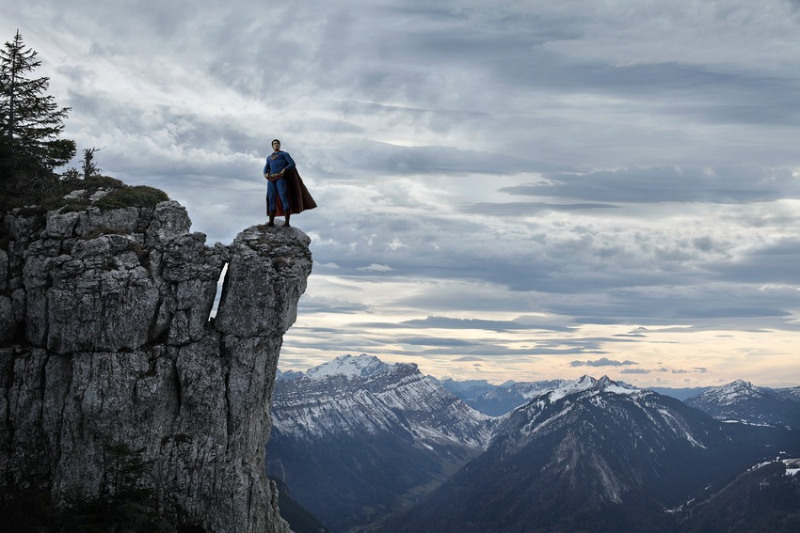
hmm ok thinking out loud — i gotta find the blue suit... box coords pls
[264,150,296,213]
[264,150,296,175]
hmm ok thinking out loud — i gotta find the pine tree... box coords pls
[82,147,101,179]
[0,29,75,194]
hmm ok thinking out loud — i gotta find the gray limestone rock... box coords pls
[0,198,309,533]
[215,226,311,338]
[44,209,80,239]
[73,206,141,238]
[145,200,192,246]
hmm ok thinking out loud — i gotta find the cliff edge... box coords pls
[0,195,312,532]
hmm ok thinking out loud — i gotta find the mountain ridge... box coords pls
[433,372,800,417]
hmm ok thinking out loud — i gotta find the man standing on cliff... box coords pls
[263,139,316,227]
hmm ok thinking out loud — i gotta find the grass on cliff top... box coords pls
[92,183,169,211]
[2,174,169,215]
[1,173,170,251]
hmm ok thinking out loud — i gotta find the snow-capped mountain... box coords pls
[272,354,495,446]
[268,354,496,532]
[275,368,304,381]
[303,353,391,380]
[376,375,800,533]
[685,379,800,428]
[778,385,800,402]
[440,378,571,416]
[442,375,643,416]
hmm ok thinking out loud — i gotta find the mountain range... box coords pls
[433,377,571,416]
[376,376,799,532]
[269,355,800,533]
[268,355,495,532]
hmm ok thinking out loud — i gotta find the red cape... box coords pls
[271,167,317,216]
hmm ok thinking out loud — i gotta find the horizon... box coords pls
[278,352,799,390]
[4,1,800,388]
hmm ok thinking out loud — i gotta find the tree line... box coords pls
[0,30,101,210]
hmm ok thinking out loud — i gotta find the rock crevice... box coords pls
[1,200,311,533]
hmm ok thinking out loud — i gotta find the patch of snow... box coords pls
[720,419,772,427]
[548,375,597,401]
[520,401,577,438]
[657,408,706,448]
[605,384,639,395]
[306,354,394,379]
[513,380,569,400]
[545,375,637,401]
[782,458,800,476]
[748,460,774,472]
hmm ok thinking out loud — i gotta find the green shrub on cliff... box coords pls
[33,177,169,214]
[94,185,169,211]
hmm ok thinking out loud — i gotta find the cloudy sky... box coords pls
[4,0,800,387]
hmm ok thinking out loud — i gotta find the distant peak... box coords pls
[595,375,613,388]
[701,379,758,398]
[305,354,395,380]
[545,375,637,400]
[545,376,596,400]
[276,369,304,381]
[594,375,638,394]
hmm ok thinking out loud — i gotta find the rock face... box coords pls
[0,200,312,532]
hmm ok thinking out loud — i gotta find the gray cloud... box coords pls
[620,369,652,375]
[463,202,620,215]
[502,166,800,204]
[393,337,475,347]
[708,237,800,285]
[570,358,639,368]
[353,315,575,333]
[5,0,800,386]
[619,366,709,376]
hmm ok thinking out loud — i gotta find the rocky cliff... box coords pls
[0,195,312,532]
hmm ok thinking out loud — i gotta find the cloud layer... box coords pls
[4,0,800,386]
